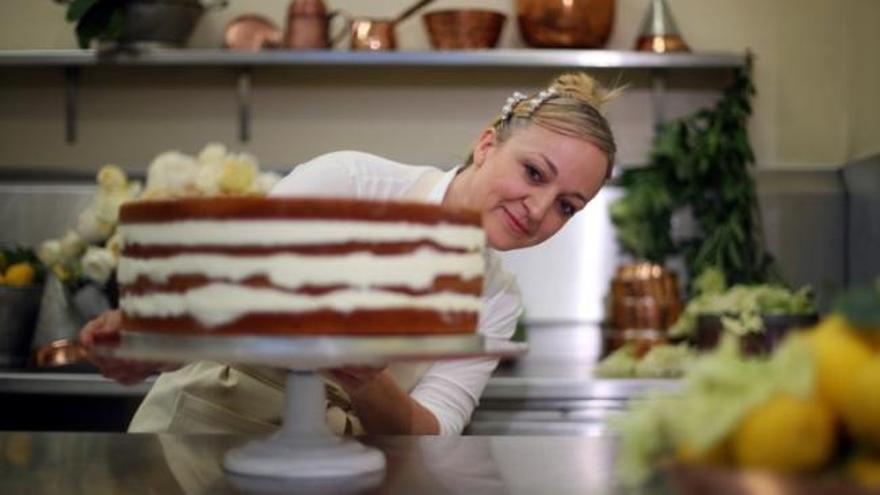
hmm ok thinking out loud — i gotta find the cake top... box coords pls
[120,197,481,226]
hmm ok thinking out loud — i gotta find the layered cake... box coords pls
[116,197,485,336]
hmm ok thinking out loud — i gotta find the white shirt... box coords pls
[271,150,522,434]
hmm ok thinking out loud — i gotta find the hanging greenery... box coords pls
[609,59,780,292]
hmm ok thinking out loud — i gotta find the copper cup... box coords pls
[422,9,506,49]
[349,18,396,51]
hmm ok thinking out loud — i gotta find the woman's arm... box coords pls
[328,367,440,434]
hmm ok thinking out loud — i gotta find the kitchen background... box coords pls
[0,0,878,433]
[1,0,879,170]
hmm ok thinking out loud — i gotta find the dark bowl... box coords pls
[693,313,820,355]
[118,0,205,48]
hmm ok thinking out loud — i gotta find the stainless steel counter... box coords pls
[0,325,682,433]
[0,324,679,400]
[0,431,626,494]
[0,371,153,396]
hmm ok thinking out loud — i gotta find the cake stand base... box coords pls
[223,369,386,478]
[224,435,385,478]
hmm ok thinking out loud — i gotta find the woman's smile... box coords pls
[500,206,530,237]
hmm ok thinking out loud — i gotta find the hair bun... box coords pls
[550,72,621,111]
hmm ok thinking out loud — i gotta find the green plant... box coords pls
[66,0,124,49]
[609,59,780,292]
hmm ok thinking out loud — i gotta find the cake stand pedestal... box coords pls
[99,332,526,479]
[224,369,384,478]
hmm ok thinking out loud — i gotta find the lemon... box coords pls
[4,262,36,287]
[841,358,880,447]
[848,455,880,488]
[731,394,836,473]
[807,315,874,415]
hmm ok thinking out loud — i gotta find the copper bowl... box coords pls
[422,9,506,50]
[516,0,614,48]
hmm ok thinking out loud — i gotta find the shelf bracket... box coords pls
[650,68,668,135]
[64,66,80,144]
[236,67,252,143]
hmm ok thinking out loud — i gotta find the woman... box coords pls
[81,71,619,436]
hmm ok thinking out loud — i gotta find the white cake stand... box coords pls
[99,331,526,479]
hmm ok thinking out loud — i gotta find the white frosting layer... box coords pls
[118,248,483,289]
[120,283,481,327]
[120,220,484,250]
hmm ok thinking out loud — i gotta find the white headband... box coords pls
[500,87,559,122]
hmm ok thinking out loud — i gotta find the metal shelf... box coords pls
[0,48,747,144]
[0,48,747,69]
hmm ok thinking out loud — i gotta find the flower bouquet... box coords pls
[32,143,279,367]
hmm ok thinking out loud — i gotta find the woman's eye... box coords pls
[559,200,576,217]
[524,163,543,182]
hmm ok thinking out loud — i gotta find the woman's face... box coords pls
[465,124,609,251]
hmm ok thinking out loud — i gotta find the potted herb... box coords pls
[606,60,819,353]
[609,59,779,290]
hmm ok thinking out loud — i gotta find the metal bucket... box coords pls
[0,286,42,368]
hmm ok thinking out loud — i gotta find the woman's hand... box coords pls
[79,310,179,385]
[324,365,387,397]
[323,365,440,435]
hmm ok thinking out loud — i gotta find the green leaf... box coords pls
[73,0,123,48]
[66,0,101,22]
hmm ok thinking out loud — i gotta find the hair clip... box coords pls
[500,91,528,122]
[527,87,559,115]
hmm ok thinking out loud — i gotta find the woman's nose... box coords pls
[524,190,555,222]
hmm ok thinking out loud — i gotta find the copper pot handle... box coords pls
[328,10,353,47]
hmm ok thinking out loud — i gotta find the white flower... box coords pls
[104,231,123,262]
[220,154,258,194]
[93,189,134,225]
[59,229,86,261]
[256,171,281,194]
[96,164,128,191]
[126,180,143,199]
[194,160,223,196]
[145,151,198,197]
[37,239,63,266]
[81,246,116,285]
[76,208,108,243]
[198,142,227,165]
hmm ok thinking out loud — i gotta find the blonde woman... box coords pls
[81,72,619,436]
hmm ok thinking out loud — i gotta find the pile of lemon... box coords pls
[700,312,880,486]
[0,251,38,287]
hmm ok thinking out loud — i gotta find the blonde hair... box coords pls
[466,72,621,179]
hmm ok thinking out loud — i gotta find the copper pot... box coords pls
[608,262,682,331]
[285,0,350,49]
[422,9,506,50]
[603,262,682,355]
[348,18,397,51]
[340,0,437,51]
[224,15,283,51]
[516,0,615,48]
